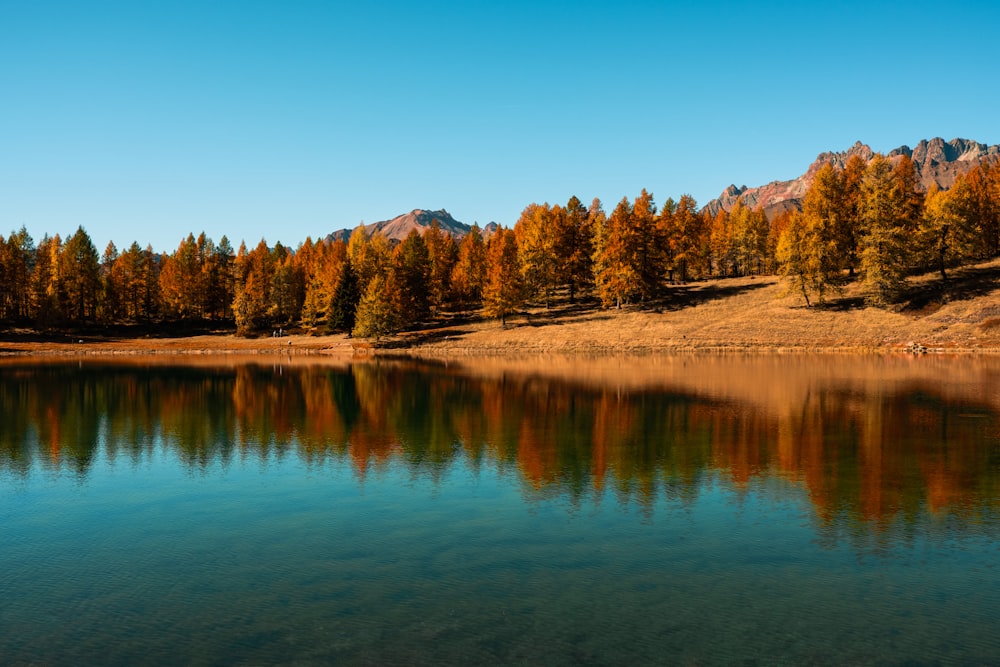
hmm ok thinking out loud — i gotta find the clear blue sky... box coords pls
[2,0,998,253]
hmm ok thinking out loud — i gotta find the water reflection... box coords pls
[2,355,999,538]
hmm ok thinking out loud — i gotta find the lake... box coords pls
[2,354,999,665]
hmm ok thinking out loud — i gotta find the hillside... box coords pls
[703,137,1000,218]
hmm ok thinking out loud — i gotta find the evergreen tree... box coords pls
[327,259,360,333]
[0,227,34,322]
[352,273,400,340]
[390,229,431,327]
[59,226,101,322]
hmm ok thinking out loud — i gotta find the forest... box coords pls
[1,154,998,339]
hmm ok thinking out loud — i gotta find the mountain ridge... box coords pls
[325,209,498,243]
[703,137,1000,219]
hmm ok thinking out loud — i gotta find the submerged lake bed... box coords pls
[2,354,999,665]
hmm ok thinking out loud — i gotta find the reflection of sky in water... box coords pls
[1,359,999,663]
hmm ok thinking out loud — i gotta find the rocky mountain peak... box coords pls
[703,137,999,219]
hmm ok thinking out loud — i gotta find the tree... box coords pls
[858,154,916,305]
[776,211,817,306]
[948,161,1000,259]
[840,153,867,275]
[918,184,976,281]
[327,258,360,333]
[31,235,62,327]
[423,221,458,313]
[554,195,594,302]
[233,239,273,335]
[666,195,706,281]
[797,162,848,295]
[515,203,558,307]
[269,243,304,324]
[159,233,206,319]
[0,227,34,322]
[352,273,400,340]
[390,229,431,327]
[347,225,391,295]
[59,226,101,322]
[100,241,122,322]
[593,197,640,308]
[482,228,523,325]
[451,225,487,309]
[631,188,661,299]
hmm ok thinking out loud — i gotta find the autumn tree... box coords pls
[451,224,487,309]
[796,162,849,295]
[515,203,559,307]
[233,239,273,335]
[482,228,523,325]
[776,211,818,306]
[840,153,867,274]
[593,197,639,308]
[665,195,706,281]
[159,233,206,319]
[423,221,458,313]
[631,189,661,299]
[709,208,735,276]
[918,184,977,281]
[347,225,392,295]
[269,243,304,324]
[553,195,594,302]
[100,241,122,321]
[31,235,62,327]
[858,154,917,305]
[948,161,1000,259]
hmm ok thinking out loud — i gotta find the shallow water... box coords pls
[1,355,999,665]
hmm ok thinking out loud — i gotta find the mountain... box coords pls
[703,137,1000,219]
[325,209,499,243]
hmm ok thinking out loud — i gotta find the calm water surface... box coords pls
[1,354,999,665]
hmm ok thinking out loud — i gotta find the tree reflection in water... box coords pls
[1,355,998,542]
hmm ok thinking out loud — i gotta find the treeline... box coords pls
[2,156,998,337]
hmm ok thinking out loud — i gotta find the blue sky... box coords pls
[2,1,999,253]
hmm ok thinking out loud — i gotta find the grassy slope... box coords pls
[394,258,1000,355]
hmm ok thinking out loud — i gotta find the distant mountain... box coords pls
[703,137,1000,219]
[326,209,499,243]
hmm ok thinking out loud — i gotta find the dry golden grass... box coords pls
[395,258,1000,356]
